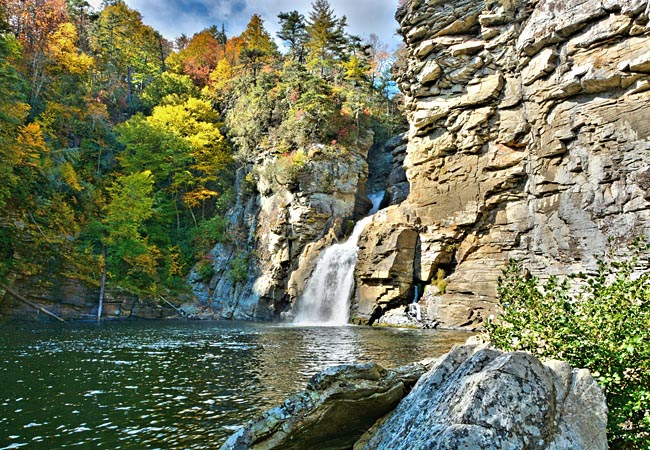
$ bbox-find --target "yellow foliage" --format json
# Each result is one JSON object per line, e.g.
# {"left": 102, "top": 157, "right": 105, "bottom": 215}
{"left": 48, "top": 22, "right": 93, "bottom": 75}
{"left": 16, "top": 122, "right": 47, "bottom": 167}
{"left": 183, "top": 189, "right": 219, "bottom": 208}
{"left": 61, "top": 161, "right": 84, "bottom": 191}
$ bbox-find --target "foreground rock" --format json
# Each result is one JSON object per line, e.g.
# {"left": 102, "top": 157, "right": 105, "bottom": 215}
{"left": 361, "top": 345, "right": 608, "bottom": 450}
{"left": 220, "top": 360, "right": 431, "bottom": 450}
{"left": 353, "top": 0, "right": 650, "bottom": 328}
{"left": 222, "top": 345, "right": 608, "bottom": 450}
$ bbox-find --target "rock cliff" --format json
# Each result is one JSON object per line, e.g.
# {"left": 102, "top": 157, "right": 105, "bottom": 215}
{"left": 189, "top": 135, "right": 374, "bottom": 320}
{"left": 353, "top": 0, "right": 650, "bottom": 328}
{"left": 221, "top": 344, "right": 608, "bottom": 450}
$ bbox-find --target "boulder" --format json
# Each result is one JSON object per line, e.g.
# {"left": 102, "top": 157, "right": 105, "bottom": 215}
{"left": 220, "top": 360, "right": 431, "bottom": 450}
{"left": 361, "top": 345, "right": 608, "bottom": 449}
{"left": 221, "top": 345, "right": 608, "bottom": 450}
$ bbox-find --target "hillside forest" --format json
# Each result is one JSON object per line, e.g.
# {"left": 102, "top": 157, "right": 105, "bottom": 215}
{"left": 0, "top": 0, "right": 404, "bottom": 299}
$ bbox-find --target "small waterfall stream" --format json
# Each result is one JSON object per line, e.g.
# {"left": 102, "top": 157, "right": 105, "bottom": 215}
{"left": 293, "top": 192, "right": 384, "bottom": 325}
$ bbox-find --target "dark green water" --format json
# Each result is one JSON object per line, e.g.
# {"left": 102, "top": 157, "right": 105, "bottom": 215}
{"left": 0, "top": 321, "right": 470, "bottom": 449}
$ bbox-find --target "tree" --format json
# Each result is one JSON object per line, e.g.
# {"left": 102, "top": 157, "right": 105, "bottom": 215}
{"left": 167, "top": 29, "right": 223, "bottom": 86}
{"left": 240, "top": 14, "right": 278, "bottom": 81}
{"left": 486, "top": 251, "right": 650, "bottom": 449}
{"left": 90, "top": 1, "right": 165, "bottom": 114}
{"left": 277, "top": 11, "right": 308, "bottom": 63}
{"left": 4, "top": 0, "right": 68, "bottom": 109}
{"left": 305, "top": 0, "right": 348, "bottom": 78}
{"left": 102, "top": 170, "right": 160, "bottom": 292}
{"left": 117, "top": 97, "right": 231, "bottom": 226}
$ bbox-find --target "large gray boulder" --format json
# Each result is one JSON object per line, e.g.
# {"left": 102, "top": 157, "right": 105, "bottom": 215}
{"left": 361, "top": 345, "right": 608, "bottom": 450}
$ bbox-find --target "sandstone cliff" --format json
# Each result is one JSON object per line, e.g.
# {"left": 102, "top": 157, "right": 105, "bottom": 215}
{"left": 353, "top": 0, "right": 650, "bottom": 328}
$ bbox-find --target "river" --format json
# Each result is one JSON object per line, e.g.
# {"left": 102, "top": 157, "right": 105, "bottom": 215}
{"left": 0, "top": 321, "right": 470, "bottom": 449}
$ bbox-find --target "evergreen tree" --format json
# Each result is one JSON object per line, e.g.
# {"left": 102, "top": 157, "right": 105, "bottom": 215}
{"left": 305, "top": 0, "right": 347, "bottom": 78}
{"left": 277, "top": 11, "right": 308, "bottom": 63}
{"left": 240, "top": 14, "right": 278, "bottom": 81}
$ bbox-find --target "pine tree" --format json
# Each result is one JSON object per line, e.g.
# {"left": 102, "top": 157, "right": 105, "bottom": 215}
{"left": 277, "top": 11, "right": 308, "bottom": 63}
{"left": 305, "top": 0, "right": 346, "bottom": 78}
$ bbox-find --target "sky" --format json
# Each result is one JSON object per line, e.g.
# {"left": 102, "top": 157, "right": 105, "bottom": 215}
{"left": 86, "top": 0, "right": 403, "bottom": 51}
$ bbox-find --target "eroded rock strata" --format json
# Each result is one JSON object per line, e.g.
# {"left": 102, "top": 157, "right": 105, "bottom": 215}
{"left": 353, "top": 0, "right": 650, "bottom": 328}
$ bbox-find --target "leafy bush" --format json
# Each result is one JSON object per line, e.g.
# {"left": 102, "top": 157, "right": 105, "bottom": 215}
{"left": 228, "top": 252, "right": 250, "bottom": 284}
{"left": 486, "top": 242, "right": 650, "bottom": 449}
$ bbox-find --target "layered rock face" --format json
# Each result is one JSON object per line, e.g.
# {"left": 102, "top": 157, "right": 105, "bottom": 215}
{"left": 0, "top": 277, "right": 180, "bottom": 321}
{"left": 354, "top": 0, "right": 650, "bottom": 328}
{"left": 221, "top": 344, "right": 608, "bottom": 450}
{"left": 190, "top": 137, "right": 372, "bottom": 320}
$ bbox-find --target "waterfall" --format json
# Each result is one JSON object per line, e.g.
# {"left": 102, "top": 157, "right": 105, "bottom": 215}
{"left": 293, "top": 192, "right": 384, "bottom": 325}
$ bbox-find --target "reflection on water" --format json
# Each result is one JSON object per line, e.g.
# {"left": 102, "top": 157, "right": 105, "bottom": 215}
{"left": 0, "top": 321, "right": 470, "bottom": 449}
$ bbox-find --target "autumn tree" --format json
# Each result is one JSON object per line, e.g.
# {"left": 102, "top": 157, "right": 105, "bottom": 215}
{"left": 166, "top": 28, "right": 223, "bottom": 86}
{"left": 117, "top": 97, "right": 231, "bottom": 227}
{"left": 239, "top": 14, "right": 278, "bottom": 81}
{"left": 4, "top": 0, "right": 68, "bottom": 109}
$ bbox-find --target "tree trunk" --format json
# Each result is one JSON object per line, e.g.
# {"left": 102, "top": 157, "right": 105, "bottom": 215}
{"left": 98, "top": 248, "right": 106, "bottom": 323}
{"left": 0, "top": 281, "right": 65, "bottom": 323}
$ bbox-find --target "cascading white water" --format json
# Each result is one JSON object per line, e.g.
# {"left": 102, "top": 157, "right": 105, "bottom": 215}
{"left": 293, "top": 192, "right": 384, "bottom": 325}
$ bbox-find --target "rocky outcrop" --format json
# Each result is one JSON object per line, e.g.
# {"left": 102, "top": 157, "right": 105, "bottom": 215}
{"left": 190, "top": 135, "right": 373, "bottom": 320}
{"left": 353, "top": 0, "right": 650, "bottom": 328}
{"left": 220, "top": 359, "right": 431, "bottom": 450}
{"left": 0, "top": 275, "right": 183, "bottom": 321}
{"left": 221, "top": 344, "right": 608, "bottom": 450}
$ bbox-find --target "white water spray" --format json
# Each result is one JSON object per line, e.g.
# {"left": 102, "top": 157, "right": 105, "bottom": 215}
{"left": 293, "top": 192, "right": 384, "bottom": 325}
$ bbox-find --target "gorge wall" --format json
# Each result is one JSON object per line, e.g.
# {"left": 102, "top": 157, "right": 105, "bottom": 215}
{"left": 352, "top": 0, "right": 650, "bottom": 327}
{"left": 188, "top": 135, "right": 376, "bottom": 320}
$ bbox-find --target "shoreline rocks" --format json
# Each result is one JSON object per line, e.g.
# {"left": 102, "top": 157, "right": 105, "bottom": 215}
{"left": 220, "top": 344, "right": 608, "bottom": 450}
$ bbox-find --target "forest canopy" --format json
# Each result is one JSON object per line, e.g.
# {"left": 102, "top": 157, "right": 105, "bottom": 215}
{"left": 0, "top": 0, "right": 403, "bottom": 298}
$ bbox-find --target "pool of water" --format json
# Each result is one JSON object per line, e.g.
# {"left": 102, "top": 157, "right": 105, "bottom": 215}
{"left": 0, "top": 320, "right": 471, "bottom": 449}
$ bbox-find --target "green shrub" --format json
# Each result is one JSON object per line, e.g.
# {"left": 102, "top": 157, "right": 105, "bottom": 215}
{"left": 486, "top": 242, "right": 650, "bottom": 449}
{"left": 228, "top": 252, "right": 250, "bottom": 284}
{"left": 196, "top": 255, "right": 215, "bottom": 281}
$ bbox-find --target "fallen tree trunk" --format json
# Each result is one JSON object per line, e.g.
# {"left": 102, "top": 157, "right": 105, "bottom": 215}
{"left": 0, "top": 281, "right": 66, "bottom": 323}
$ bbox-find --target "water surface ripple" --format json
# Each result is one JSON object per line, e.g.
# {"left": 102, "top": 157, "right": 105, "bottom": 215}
{"left": 0, "top": 321, "right": 470, "bottom": 449}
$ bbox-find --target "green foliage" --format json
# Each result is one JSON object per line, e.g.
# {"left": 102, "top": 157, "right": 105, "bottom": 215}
{"left": 195, "top": 254, "right": 215, "bottom": 281}
{"left": 192, "top": 215, "right": 230, "bottom": 250}
{"left": 141, "top": 72, "right": 199, "bottom": 110}
{"left": 277, "top": 11, "right": 308, "bottom": 62}
{"left": 228, "top": 251, "right": 250, "bottom": 284}
{"left": 261, "top": 149, "right": 308, "bottom": 188}
{"left": 486, "top": 244, "right": 650, "bottom": 449}
{"left": 434, "top": 268, "right": 446, "bottom": 294}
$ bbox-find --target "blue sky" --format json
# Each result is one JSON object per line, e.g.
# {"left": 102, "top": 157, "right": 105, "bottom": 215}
{"left": 87, "top": 0, "right": 402, "bottom": 51}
